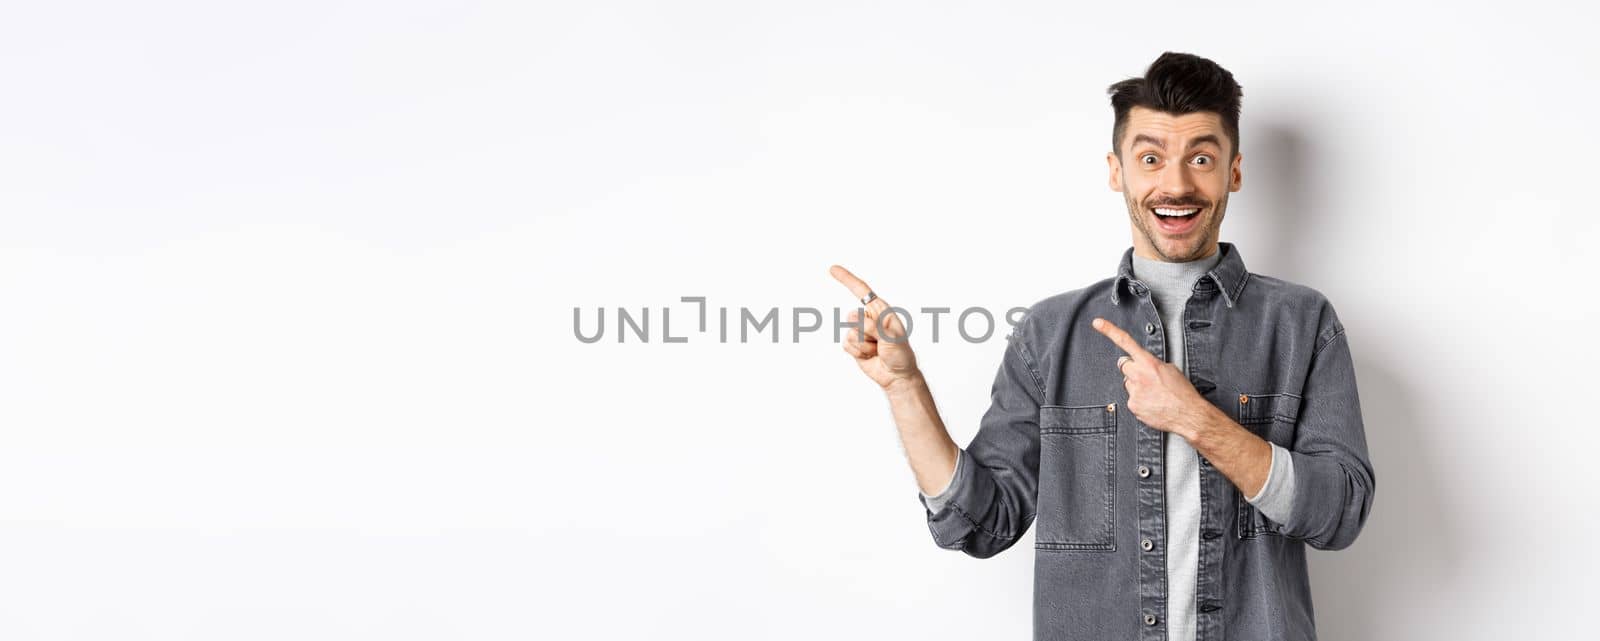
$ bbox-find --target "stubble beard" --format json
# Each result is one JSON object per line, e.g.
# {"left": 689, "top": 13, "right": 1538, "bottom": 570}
{"left": 1123, "top": 189, "right": 1228, "bottom": 263}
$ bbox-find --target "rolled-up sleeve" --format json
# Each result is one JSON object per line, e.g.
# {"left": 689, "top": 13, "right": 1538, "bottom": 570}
{"left": 918, "top": 324, "right": 1044, "bottom": 559}
{"left": 919, "top": 448, "right": 964, "bottom": 514}
{"left": 1279, "top": 316, "right": 1377, "bottom": 551}
{"left": 1246, "top": 442, "right": 1297, "bottom": 524}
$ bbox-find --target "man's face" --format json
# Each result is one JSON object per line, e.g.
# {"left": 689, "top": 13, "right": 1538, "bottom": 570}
{"left": 1106, "top": 106, "right": 1242, "bottom": 262}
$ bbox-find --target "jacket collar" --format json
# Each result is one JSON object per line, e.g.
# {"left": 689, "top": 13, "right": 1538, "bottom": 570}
{"left": 1110, "top": 241, "right": 1250, "bottom": 308}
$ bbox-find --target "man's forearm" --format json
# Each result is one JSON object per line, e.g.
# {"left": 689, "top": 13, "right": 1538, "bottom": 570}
{"left": 884, "top": 372, "right": 961, "bottom": 497}
{"left": 1179, "top": 403, "right": 1273, "bottom": 499}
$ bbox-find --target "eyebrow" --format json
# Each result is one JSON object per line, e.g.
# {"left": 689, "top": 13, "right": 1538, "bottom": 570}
{"left": 1188, "top": 134, "right": 1223, "bottom": 150}
{"left": 1129, "top": 133, "right": 1224, "bottom": 152}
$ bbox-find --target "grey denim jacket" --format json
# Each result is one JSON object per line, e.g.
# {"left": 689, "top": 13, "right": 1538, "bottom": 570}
{"left": 919, "top": 242, "right": 1375, "bottom": 641}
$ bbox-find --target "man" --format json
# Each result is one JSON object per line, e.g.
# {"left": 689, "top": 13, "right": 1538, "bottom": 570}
{"left": 829, "top": 52, "right": 1375, "bottom": 641}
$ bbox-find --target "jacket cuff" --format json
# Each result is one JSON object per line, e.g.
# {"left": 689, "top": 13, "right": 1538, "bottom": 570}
{"left": 1282, "top": 448, "right": 1370, "bottom": 550}
{"left": 918, "top": 444, "right": 1001, "bottom": 550}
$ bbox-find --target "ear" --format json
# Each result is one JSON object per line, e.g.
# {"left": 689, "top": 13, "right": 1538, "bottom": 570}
{"left": 1107, "top": 151, "right": 1123, "bottom": 191}
{"left": 1229, "top": 152, "right": 1243, "bottom": 192}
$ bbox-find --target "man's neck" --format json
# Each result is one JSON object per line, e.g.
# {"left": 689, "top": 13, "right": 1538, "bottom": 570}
{"left": 1131, "top": 244, "right": 1223, "bottom": 293}
{"left": 1132, "top": 241, "right": 1219, "bottom": 264}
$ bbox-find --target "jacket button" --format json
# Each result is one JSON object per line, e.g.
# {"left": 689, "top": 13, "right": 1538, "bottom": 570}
{"left": 1106, "top": 403, "right": 1116, "bottom": 413}
{"left": 1199, "top": 457, "right": 1211, "bottom": 467}
{"left": 1239, "top": 394, "right": 1249, "bottom": 404}
{"left": 1137, "top": 465, "right": 1151, "bottom": 478}
{"left": 1144, "top": 322, "right": 1156, "bottom": 334}
{"left": 1202, "top": 529, "right": 1222, "bottom": 540}
{"left": 1140, "top": 538, "right": 1154, "bottom": 551}
{"left": 1144, "top": 613, "right": 1158, "bottom": 626}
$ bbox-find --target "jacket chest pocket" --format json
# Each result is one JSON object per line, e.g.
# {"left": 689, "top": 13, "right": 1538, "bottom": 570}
{"left": 1235, "top": 392, "right": 1301, "bottom": 539}
{"left": 1035, "top": 403, "right": 1117, "bottom": 552}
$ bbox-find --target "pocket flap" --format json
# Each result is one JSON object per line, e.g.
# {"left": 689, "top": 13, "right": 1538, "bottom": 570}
{"left": 1040, "top": 403, "right": 1117, "bottom": 434}
{"left": 1237, "top": 392, "right": 1302, "bottom": 426}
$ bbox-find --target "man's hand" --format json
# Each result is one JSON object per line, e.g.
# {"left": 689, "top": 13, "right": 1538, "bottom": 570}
{"left": 829, "top": 265, "right": 920, "bottom": 392}
{"left": 828, "top": 265, "right": 958, "bottom": 499}
{"left": 1091, "top": 317, "right": 1213, "bottom": 440}
{"left": 1092, "top": 316, "right": 1275, "bottom": 499}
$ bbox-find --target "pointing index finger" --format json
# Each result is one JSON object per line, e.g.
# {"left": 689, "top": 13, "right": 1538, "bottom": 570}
{"left": 829, "top": 264, "right": 897, "bottom": 326}
{"left": 828, "top": 264, "right": 872, "bottom": 300}
{"left": 1092, "top": 317, "right": 1153, "bottom": 361}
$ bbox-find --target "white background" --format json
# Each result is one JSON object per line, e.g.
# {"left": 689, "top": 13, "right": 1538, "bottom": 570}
{"left": 1, "top": 1, "right": 1596, "bottom": 639}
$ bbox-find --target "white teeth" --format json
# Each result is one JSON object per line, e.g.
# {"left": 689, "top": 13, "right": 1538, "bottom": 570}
{"left": 1154, "top": 207, "right": 1200, "bottom": 217}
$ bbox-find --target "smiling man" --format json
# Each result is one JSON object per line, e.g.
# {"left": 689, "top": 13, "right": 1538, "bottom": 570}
{"left": 830, "top": 52, "right": 1375, "bottom": 641}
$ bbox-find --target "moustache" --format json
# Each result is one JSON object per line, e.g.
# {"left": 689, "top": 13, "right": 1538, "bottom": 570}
{"left": 1145, "top": 199, "right": 1210, "bottom": 209}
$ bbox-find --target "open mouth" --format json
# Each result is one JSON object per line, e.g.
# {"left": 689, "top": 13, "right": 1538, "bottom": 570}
{"left": 1151, "top": 207, "right": 1202, "bottom": 235}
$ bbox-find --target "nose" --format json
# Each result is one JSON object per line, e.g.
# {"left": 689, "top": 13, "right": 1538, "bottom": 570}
{"left": 1157, "top": 159, "right": 1195, "bottom": 199}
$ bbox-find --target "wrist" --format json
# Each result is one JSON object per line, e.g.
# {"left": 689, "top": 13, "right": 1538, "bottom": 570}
{"left": 1180, "top": 402, "right": 1226, "bottom": 444}
{"left": 884, "top": 370, "right": 926, "bottom": 399}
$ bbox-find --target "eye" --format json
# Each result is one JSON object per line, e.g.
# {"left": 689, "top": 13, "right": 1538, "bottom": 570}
{"left": 1192, "top": 155, "right": 1212, "bottom": 166}
{"left": 1140, "top": 153, "right": 1158, "bottom": 165}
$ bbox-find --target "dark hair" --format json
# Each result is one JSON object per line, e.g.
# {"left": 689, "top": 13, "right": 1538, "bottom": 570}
{"left": 1107, "top": 52, "right": 1243, "bottom": 159}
